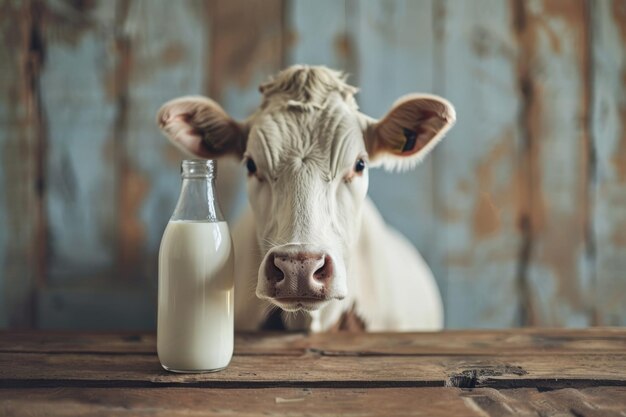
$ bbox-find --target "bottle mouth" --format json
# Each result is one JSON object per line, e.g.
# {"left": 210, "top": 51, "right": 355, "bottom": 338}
{"left": 181, "top": 159, "right": 216, "bottom": 179}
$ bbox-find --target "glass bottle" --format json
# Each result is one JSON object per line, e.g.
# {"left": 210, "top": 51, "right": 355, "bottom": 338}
{"left": 157, "top": 159, "right": 234, "bottom": 373}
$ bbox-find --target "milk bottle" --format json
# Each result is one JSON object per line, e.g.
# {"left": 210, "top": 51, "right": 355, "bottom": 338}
{"left": 158, "top": 159, "right": 234, "bottom": 372}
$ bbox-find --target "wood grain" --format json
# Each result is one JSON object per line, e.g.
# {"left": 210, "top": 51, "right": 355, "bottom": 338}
{"left": 591, "top": 0, "right": 626, "bottom": 326}
{"left": 41, "top": 0, "right": 119, "bottom": 284}
{"left": 2, "top": 351, "right": 625, "bottom": 388}
{"left": 2, "top": 328, "right": 625, "bottom": 355}
{"left": 3, "top": 386, "right": 625, "bottom": 417}
{"left": 1, "top": 331, "right": 625, "bottom": 389}
{"left": 517, "top": 0, "right": 594, "bottom": 326}
{"left": 435, "top": 0, "right": 524, "bottom": 327}
{"left": 2, "top": 331, "right": 625, "bottom": 415}
{"left": 0, "top": 0, "right": 44, "bottom": 328}
{"left": 460, "top": 386, "right": 626, "bottom": 417}
{"left": 0, "top": 387, "right": 483, "bottom": 417}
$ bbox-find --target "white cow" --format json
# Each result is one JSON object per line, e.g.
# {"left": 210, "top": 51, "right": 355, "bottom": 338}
{"left": 157, "top": 65, "right": 455, "bottom": 332}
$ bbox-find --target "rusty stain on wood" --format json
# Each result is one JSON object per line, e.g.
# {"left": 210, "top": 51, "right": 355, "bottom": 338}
{"left": 159, "top": 42, "right": 187, "bottom": 66}
{"left": 435, "top": 0, "right": 525, "bottom": 327}
{"left": 109, "top": 0, "right": 150, "bottom": 279}
{"left": 206, "top": 0, "right": 285, "bottom": 100}
{"left": 592, "top": 0, "right": 626, "bottom": 326}
{"left": 471, "top": 129, "right": 520, "bottom": 240}
{"left": 0, "top": 0, "right": 47, "bottom": 327}
{"left": 513, "top": 0, "right": 592, "bottom": 326}
{"left": 333, "top": 32, "right": 354, "bottom": 61}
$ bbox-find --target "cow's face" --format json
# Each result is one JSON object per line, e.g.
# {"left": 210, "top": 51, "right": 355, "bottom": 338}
{"left": 244, "top": 96, "right": 368, "bottom": 311}
{"left": 157, "top": 66, "right": 455, "bottom": 313}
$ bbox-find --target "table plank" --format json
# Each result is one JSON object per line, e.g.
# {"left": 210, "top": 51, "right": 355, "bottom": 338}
{"left": 0, "top": 332, "right": 307, "bottom": 355}
{"left": 1, "top": 351, "right": 624, "bottom": 389}
{"left": 460, "top": 387, "right": 626, "bottom": 417}
{"left": 2, "top": 328, "right": 625, "bottom": 356}
{"left": 0, "top": 387, "right": 482, "bottom": 417}
{"left": 2, "top": 387, "right": 626, "bottom": 417}
{"left": 302, "top": 328, "right": 626, "bottom": 356}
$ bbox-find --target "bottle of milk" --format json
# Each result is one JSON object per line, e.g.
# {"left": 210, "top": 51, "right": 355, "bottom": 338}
{"left": 157, "top": 159, "right": 234, "bottom": 373}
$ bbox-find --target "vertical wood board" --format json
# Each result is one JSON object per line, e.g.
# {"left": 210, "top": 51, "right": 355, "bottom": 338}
{"left": 521, "top": 0, "right": 593, "bottom": 326}
{"left": 41, "top": 0, "right": 118, "bottom": 281}
{"left": 435, "top": 0, "right": 523, "bottom": 327}
{"left": 591, "top": 0, "right": 626, "bottom": 325}
{"left": 0, "top": 0, "right": 44, "bottom": 327}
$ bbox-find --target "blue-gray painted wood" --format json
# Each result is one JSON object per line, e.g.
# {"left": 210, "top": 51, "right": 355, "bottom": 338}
{"left": 353, "top": 0, "right": 441, "bottom": 290}
{"left": 41, "top": 1, "right": 118, "bottom": 282}
{"left": 592, "top": 0, "right": 626, "bottom": 326}
{"left": 38, "top": 284, "right": 156, "bottom": 330}
{"left": 436, "top": 0, "right": 523, "bottom": 328}
{"left": 522, "top": 0, "right": 593, "bottom": 327}
{"left": 287, "top": 0, "right": 350, "bottom": 70}
{"left": 0, "top": 1, "right": 41, "bottom": 327}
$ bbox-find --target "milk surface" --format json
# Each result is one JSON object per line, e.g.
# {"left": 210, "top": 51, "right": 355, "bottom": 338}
{"left": 157, "top": 220, "right": 234, "bottom": 372}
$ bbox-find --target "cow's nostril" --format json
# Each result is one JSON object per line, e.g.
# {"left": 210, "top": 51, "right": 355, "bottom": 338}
{"left": 266, "top": 254, "right": 285, "bottom": 283}
{"left": 313, "top": 255, "right": 333, "bottom": 282}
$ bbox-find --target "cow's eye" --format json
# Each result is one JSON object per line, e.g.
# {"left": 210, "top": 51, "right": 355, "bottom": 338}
{"left": 354, "top": 158, "right": 366, "bottom": 173}
{"left": 246, "top": 158, "right": 257, "bottom": 175}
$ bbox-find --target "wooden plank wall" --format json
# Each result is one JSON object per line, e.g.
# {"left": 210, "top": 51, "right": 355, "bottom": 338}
{"left": 0, "top": 0, "right": 624, "bottom": 329}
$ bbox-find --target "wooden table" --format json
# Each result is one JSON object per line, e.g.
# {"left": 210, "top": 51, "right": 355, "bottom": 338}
{"left": 1, "top": 329, "right": 625, "bottom": 416}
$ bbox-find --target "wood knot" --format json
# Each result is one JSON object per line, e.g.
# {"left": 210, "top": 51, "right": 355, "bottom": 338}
{"left": 446, "top": 365, "right": 527, "bottom": 388}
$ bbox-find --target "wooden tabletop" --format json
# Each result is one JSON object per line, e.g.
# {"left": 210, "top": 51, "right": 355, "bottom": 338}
{"left": 1, "top": 328, "right": 626, "bottom": 416}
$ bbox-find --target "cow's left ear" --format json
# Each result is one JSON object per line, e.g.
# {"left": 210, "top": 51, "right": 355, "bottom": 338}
{"left": 363, "top": 94, "right": 455, "bottom": 170}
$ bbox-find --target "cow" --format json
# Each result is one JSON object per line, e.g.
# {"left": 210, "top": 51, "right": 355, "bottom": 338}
{"left": 157, "top": 65, "right": 455, "bottom": 332}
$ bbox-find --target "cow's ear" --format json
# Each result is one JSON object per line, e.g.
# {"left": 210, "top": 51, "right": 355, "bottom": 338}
{"left": 157, "top": 96, "right": 247, "bottom": 159}
{"left": 364, "top": 94, "right": 455, "bottom": 170}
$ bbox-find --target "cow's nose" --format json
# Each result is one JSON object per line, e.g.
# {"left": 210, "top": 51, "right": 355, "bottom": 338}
{"left": 265, "top": 250, "right": 334, "bottom": 299}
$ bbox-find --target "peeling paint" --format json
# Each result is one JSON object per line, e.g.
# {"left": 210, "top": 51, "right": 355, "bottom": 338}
{"left": 118, "top": 166, "right": 149, "bottom": 272}
{"left": 472, "top": 130, "right": 518, "bottom": 240}
{"left": 515, "top": 0, "right": 592, "bottom": 325}
{"left": 207, "top": 0, "right": 284, "bottom": 99}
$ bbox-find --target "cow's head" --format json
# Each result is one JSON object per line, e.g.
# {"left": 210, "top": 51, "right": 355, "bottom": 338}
{"left": 157, "top": 66, "right": 455, "bottom": 313}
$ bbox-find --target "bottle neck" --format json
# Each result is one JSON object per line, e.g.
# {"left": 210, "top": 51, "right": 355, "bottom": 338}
{"left": 171, "top": 168, "right": 224, "bottom": 223}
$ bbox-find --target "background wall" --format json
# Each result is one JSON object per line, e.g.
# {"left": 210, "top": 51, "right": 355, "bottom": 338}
{"left": 1, "top": 0, "right": 624, "bottom": 330}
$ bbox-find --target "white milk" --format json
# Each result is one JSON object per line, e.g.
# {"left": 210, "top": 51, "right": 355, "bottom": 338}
{"left": 157, "top": 220, "right": 234, "bottom": 372}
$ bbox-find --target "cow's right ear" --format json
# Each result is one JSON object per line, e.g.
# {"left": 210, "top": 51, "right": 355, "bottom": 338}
{"left": 157, "top": 96, "right": 247, "bottom": 159}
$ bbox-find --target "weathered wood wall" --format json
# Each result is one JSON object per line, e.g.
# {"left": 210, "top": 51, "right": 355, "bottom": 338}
{"left": 0, "top": 0, "right": 624, "bottom": 329}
